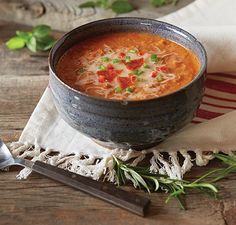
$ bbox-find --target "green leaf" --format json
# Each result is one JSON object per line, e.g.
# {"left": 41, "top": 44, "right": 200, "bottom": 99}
{"left": 113, "top": 58, "right": 120, "bottom": 64}
{"left": 157, "top": 73, "right": 163, "bottom": 82}
{"left": 111, "top": 154, "right": 234, "bottom": 210}
{"left": 151, "top": 0, "right": 166, "bottom": 7}
{"left": 129, "top": 170, "right": 150, "bottom": 193}
{"left": 37, "top": 35, "right": 56, "bottom": 51}
{"left": 143, "top": 63, "right": 150, "bottom": 69}
{"left": 16, "top": 31, "right": 32, "bottom": 42}
{"left": 6, "top": 36, "right": 25, "bottom": 50}
{"left": 79, "top": 1, "right": 96, "bottom": 8}
{"left": 101, "top": 56, "right": 110, "bottom": 62}
{"left": 214, "top": 153, "right": 236, "bottom": 166}
{"left": 32, "top": 25, "right": 51, "bottom": 38}
{"left": 150, "top": 53, "right": 158, "bottom": 62}
{"left": 187, "top": 183, "right": 218, "bottom": 193}
{"left": 96, "top": 0, "right": 110, "bottom": 8}
{"left": 26, "top": 36, "right": 37, "bottom": 52}
{"left": 125, "top": 55, "right": 131, "bottom": 62}
{"left": 114, "top": 87, "right": 122, "bottom": 93}
{"left": 126, "top": 87, "right": 133, "bottom": 93}
{"left": 150, "top": 177, "right": 160, "bottom": 191}
{"left": 111, "top": 0, "right": 134, "bottom": 14}
{"left": 133, "top": 69, "right": 144, "bottom": 76}
{"left": 98, "top": 64, "right": 106, "bottom": 70}
{"left": 151, "top": 0, "right": 178, "bottom": 7}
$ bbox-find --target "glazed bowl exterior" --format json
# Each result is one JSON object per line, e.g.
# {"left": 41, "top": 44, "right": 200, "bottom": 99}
{"left": 49, "top": 18, "right": 207, "bottom": 150}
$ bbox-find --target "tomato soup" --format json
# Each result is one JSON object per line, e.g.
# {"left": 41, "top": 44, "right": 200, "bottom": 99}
{"left": 56, "top": 32, "right": 200, "bottom": 100}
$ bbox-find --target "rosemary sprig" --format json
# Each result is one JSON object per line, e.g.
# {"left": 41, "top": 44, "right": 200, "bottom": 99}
{"left": 212, "top": 153, "right": 236, "bottom": 182}
{"left": 113, "top": 156, "right": 218, "bottom": 209}
{"left": 113, "top": 153, "right": 236, "bottom": 209}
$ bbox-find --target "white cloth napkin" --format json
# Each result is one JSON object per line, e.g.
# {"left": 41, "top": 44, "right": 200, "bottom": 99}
{"left": 11, "top": 0, "right": 236, "bottom": 180}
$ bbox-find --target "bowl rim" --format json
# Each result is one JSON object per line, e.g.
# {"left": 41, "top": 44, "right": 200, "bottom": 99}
{"left": 49, "top": 17, "right": 207, "bottom": 103}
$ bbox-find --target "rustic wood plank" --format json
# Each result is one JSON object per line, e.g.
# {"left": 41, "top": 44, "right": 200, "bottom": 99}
{"left": 0, "top": 21, "right": 61, "bottom": 142}
{"left": 0, "top": 20, "right": 236, "bottom": 225}
{"left": 0, "top": 165, "right": 232, "bottom": 225}
{"left": 0, "top": 0, "right": 194, "bottom": 31}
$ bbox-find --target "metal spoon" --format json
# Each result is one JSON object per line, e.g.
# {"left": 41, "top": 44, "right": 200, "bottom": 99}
{"left": 0, "top": 139, "right": 150, "bottom": 216}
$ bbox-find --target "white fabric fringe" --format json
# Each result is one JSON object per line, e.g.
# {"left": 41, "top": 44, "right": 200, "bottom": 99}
{"left": 9, "top": 141, "right": 219, "bottom": 181}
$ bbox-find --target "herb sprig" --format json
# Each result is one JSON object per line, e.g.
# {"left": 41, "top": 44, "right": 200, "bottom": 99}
{"left": 151, "top": 0, "right": 179, "bottom": 7}
{"left": 6, "top": 25, "right": 56, "bottom": 53}
{"left": 79, "top": 0, "right": 133, "bottom": 14}
{"left": 79, "top": 0, "right": 178, "bottom": 14}
{"left": 113, "top": 153, "right": 236, "bottom": 209}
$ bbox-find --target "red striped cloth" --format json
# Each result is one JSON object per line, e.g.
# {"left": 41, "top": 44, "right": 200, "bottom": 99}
{"left": 192, "top": 73, "right": 236, "bottom": 124}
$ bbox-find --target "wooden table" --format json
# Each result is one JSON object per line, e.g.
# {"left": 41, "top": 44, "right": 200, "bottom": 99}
{"left": 0, "top": 4, "right": 236, "bottom": 225}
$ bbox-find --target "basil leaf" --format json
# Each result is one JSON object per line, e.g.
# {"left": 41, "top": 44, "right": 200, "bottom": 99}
{"left": 79, "top": 1, "right": 96, "bottom": 8}
{"left": 32, "top": 25, "right": 51, "bottom": 38}
{"left": 6, "top": 37, "right": 25, "bottom": 50}
{"left": 96, "top": 0, "right": 109, "bottom": 8}
{"left": 151, "top": 0, "right": 166, "bottom": 7}
{"left": 26, "top": 36, "right": 37, "bottom": 52}
{"left": 37, "top": 36, "right": 56, "bottom": 51}
{"left": 16, "top": 31, "right": 32, "bottom": 42}
{"left": 111, "top": 0, "right": 134, "bottom": 14}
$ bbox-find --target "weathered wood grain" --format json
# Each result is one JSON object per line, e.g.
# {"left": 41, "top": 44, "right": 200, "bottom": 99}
{"left": 0, "top": 20, "right": 236, "bottom": 225}
{"left": 0, "top": 164, "right": 234, "bottom": 225}
{"left": 0, "top": 21, "right": 61, "bottom": 142}
{"left": 0, "top": 0, "right": 193, "bottom": 31}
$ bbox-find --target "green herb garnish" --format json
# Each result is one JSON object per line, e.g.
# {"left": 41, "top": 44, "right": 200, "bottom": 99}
{"left": 133, "top": 69, "right": 144, "bottom": 76}
{"left": 6, "top": 37, "right": 25, "bottom": 50}
{"left": 98, "top": 64, "right": 106, "bottom": 70}
{"left": 114, "top": 87, "right": 123, "bottom": 93}
{"left": 113, "top": 153, "right": 236, "bottom": 209}
{"left": 150, "top": 54, "right": 158, "bottom": 63}
{"left": 113, "top": 58, "right": 121, "bottom": 64}
{"left": 79, "top": 0, "right": 133, "bottom": 14}
{"left": 157, "top": 73, "right": 163, "bottom": 82}
{"left": 143, "top": 63, "right": 150, "bottom": 69}
{"left": 32, "top": 25, "right": 51, "bottom": 39}
{"left": 113, "top": 156, "right": 218, "bottom": 210}
{"left": 126, "top": 87, "right": 133, "bottom": 93}
{"left": 151, "top": 0, "right": 178, "bottom": 7}
{"left": 125, "top": 56, "right": 131, "bottom": 62}
{"left": 6, "top": 25, "right": 56, "bottom": 52}
{"left": 111, "top": 0, "right": 134, "bottom": 14}
{"left": 78, "top": 68, "right": 86, "bottom": 74}
{"left": 79, "top": 0, "right": 177, "bottom": 14}
{"left": 101, "top": 56, "right": 110, "bottom": 62}
{"left": 129, "top": 48, "right": 138, "bottom": 54}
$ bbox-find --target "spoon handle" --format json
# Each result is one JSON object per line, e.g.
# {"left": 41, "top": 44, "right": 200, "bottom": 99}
{"left": 32, "top": 160, "right": 150, "bottom": 216}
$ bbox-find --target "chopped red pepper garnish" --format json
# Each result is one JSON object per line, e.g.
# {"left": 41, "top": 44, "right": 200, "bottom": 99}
{"left": 97, "top": 65, "right": 122, "bottom": 83}
{"left": 107, "top": 63, "right": 114, "bottom": 70}
{"left": 129, "top": 74, "right": 137, "bottom": 83}
{"left": 138, "top": 51, "right": 145, "bottom": 56}
{"left": 119, "top": 52, "right": 126, "bottom": 59}
{"left": 98, "top": 75, "right": 106, "bottom": 83}
{"left": 124, "top": 58, "right": 144, "bottom": 70}
{"left": 117, "top": 77, "right": 131, "bottom": 89}
{"left": 151, "top": 71, "right": 157, "bottom": 78}
{"left": 157, "top": 65, "right": 169, "bottom": 73}
{"left": 117, "top": 74, "right": 136, "bottom": 89}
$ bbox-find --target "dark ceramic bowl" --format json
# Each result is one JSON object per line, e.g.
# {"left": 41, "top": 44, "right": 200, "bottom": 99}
{"left": 49, "top": 17, "right": 207, "bottom": 150}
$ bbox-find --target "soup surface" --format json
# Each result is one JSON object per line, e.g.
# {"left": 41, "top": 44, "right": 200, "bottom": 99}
{"left": 56, "top": 32, "right": 200, "bottom": 100}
